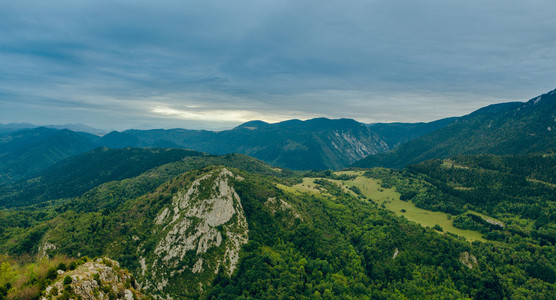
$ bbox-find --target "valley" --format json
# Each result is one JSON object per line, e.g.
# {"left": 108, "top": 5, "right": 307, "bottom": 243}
{"left": 0, "top": 90, "right": 554, "bottom": 299}
{"left": 3, "top": 2, "right": 555, "bottom": 298}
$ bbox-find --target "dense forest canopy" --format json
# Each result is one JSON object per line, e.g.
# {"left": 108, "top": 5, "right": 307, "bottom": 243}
{"left": 0, "top": 151, "right": 554, "bottom": 299}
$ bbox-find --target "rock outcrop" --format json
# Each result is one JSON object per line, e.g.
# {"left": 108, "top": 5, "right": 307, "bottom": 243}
{"left": 41, "top": 258, "right": 144, "bottom": 300}
{"left": 139, "top": 167, "right": 249, "bottom": 298}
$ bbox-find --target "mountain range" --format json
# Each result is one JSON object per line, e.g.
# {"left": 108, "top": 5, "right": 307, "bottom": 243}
{"left": 355, "top": 89, "right": 556, "bottom": 168}
{"left": 0, "top": 117, "right": 454, "bottom": 184}
{"left": 1, "top": 150, "right": 554, "bottom": 298}
{"left": 2, "top": 90, "right": 554, "bottom": 180}
{"left": 0, "top": 89, "right": 555, "bottom": 299}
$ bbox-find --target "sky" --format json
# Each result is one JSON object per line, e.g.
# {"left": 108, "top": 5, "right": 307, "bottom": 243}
{"left": 1, "top": 0, "right": 555, "bottom": 131}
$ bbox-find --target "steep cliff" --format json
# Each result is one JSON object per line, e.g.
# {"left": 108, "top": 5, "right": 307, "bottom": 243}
{"left": 138, "top": 168, "right": 248, "bottom": 298}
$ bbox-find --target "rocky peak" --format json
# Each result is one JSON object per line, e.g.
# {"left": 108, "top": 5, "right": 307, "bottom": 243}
{"left": 140, "top": 167, "right": 249, "bottom": 298}
{"left": 41, "top": 257, "right": 144, "bottom": 300}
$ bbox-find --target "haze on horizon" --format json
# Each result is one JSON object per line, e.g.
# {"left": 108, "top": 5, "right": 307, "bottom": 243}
{"left": 1, "top": 0, "right": 555, "bottom": 131}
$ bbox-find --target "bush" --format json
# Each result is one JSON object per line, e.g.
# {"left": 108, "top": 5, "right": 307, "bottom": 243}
{"left": 47, "top": 267, "right": 58, "bottom": 279}
{"left": 63, "top": 275, "right": 72, "bottom": 285}
{"left": 57, "top": 262, "right": 67, "bottom": 271}
{"left": 50, "top": 286, "right": 59, "bottom": 296}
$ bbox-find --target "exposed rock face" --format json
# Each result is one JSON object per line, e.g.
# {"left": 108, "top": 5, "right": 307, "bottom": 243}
{"left": 332, "top": 130, "right": 387, "bottom": 159}
{"left": 327, "top": 129, "right": 389, "bottom": 169}
{"left": 41, "top": 258, "right": 144, "bottom": 300}
{"left": 484, "top": 218, "right": 504, "bottom": 228}
{"left": 392, "top": 248, "right": 400, "bottom": 260}
{"left": 459, "top": 252, "right": 478, "bottom": 269}
{"left": 38, "top": 240, "right": 57, "bottom": 258}
{"left": 141, "top": 168, "right": 249, "bottom": 298}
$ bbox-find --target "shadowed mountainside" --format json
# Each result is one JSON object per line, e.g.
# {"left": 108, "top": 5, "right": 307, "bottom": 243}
{"left": 354, "top": 89, "right": 556, "bottom": 169}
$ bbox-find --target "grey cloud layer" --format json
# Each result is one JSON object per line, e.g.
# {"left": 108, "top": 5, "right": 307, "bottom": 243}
{"left": 1, "top": 0, "right": 555, "bottom": 129}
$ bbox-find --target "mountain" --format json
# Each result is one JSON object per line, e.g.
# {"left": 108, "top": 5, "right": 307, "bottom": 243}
{"left": 0, "top": 123, "right": 37, "bottom": 134}
{"left": 0, "top": 255, "right": 145, "bottom": 299}
{"left": 1, "top": 153, "right": 553, "bottom": 298}
{"left": 368, "top": 117, "right": 457, "bottom": 147}
{"left": 0, "top": 116, "right": 459, "bottom": 179}
{"left": 0, "top": 123, "right": 106, "bottom": 135}
{"left": 354, "top": 89, "right": 556, "bottom": 168}
{"left": 0, "top": 127, "right": 99, "bottom": 185}
{"left": 98, "top": 118, "right": 390, "bottom": 170}
{"left": 0, "top": 147, "right": 206, "bottom": 208}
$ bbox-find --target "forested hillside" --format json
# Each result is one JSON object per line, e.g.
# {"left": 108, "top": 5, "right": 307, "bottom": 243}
{"left": 355, "top": 90, "right": 556, "bottom": 168}
{"left": 0, "top": 152, "right": 553, "bottom": 298}
{"left": 0, "top": 147, "right": 206, "bottom": 208}
{"left": 0, "top": 128, "right": 99, "bottom": 185}
{"left": 368, "top": 117, "right": 456, "bottom": 147}
{"left": 99, "top": 118, "right": 391, "bottom": 170}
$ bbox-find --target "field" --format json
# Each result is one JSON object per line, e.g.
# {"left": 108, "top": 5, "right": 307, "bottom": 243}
{"left": 280, "top": 171, "right": 486, "bottom": 242}
{"left": 340, "top": 171, "right": 486, "bottom": 242}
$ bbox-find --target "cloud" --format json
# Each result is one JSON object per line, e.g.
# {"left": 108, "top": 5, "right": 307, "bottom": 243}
{"left": 150, "top": 105, "right": 305, "bottom": 124}
{"left": 1, "top": 0, "right": 555, "bottom": 129}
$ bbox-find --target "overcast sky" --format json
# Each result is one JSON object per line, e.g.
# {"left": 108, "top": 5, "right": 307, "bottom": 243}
{"left": 1, "top": 0, "right": 555, "bottom": 130}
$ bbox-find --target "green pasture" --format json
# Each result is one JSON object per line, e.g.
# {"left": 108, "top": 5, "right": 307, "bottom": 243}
{"left": 278, "top": 171, "right": 486, "bottom": 242}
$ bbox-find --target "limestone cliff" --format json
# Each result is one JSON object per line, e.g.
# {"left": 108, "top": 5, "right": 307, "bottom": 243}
{"left": 138, "top": 167, "right": 248, "bottom": 298}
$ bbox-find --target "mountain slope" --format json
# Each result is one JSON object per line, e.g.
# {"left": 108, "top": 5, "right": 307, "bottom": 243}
{"left": 0, "top": 147, "right": 206, "bottom": 208}
{"left": 354, "top": 89, "right": 556, "bottom": 168}
{"left": 99, "top": 118, "right": 390, "bottom": 170}
{"left": 368, "top": 117, "right": 457, "bottom": 147}
{"left": 0, "top": 155, "right": 554, "bottom": 298}
{"left": 0, "top": 128, "right": 99, "bottom": 185}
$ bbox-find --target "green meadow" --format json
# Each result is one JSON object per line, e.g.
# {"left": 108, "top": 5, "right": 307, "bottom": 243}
{"left": 280, "top": 171, "right": 486, "bottom": 242}
{"left": 339, "top": 171, "right": 485, "bottom": 242}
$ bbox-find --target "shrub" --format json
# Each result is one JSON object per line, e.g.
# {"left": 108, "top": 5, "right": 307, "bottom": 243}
{"left": 46, "top": 267, "right": 58, "bottom": 279}
{"left": 50, "top": 286, "right": 59, "bottom": 296}
{"left": 433, "top": 224, "right": 443, "bottom": 232}
{"left": 57, "top": 262, "right": 67, "bottom": 271}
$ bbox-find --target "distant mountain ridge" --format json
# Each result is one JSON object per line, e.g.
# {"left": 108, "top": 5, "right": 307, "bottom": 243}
{"left": 0, "top": 127, "right": 100, "bottom": 184}
{"left": 354, "top": 89, "right": 556, "bottom": 168}
{"left": 0, "top": 123, "right": 107, "bottom": 135}
{"left": 4, "top": 88, "right": 554, "bottom": 181}
{"left": 368, "top": 117, "right": 457, "bottom": 147}
{"left": 97, "top": 118, "right": 392, "bottom": 170}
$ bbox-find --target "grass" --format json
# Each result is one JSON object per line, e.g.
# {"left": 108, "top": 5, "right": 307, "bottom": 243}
{"left": 277, "top": 171, "right": 482, "bottom": 241}
{"left": 340, "top": 171, "right": 485, "bottom": 242}
{"left": 277, "top": 178, "right": 323, "bottom": 195}
{"left": 278, "top": 171, "right": 486, "bottom": 242}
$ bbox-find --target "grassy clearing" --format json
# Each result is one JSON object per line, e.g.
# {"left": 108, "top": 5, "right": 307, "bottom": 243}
{"left": 278, "top": 171, "right": 486, "bottom": 242}
{"left": 337, "top": 171, "right": 486, "bottom": 242}
{"left": 290, "top": 178, "right": 323, "bottom": 194}
{"left": 278, "top": 177, "right": 357, "bottom": 197}
{"left": 348, "top": 174, "right": 485, "bottom": 241}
